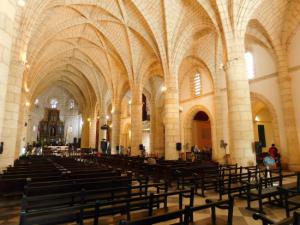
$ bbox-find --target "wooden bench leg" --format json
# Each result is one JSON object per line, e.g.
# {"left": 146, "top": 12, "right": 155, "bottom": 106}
{"left": 211, "top": 206, "right": 216, "bottom": 225}
{"left": 259, "top": 198, "right": 264, "bottom": 214}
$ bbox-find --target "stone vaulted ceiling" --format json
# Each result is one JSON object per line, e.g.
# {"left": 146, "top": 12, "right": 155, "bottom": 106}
{"left": 14, "top": 0, "right": 299, "bottom": 115}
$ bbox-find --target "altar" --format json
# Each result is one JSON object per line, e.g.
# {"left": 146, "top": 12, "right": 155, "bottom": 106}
{"left": 38, "top": 108, "right": 64, "bottom": 145}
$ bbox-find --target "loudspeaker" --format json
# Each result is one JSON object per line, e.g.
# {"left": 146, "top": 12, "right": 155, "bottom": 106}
{"left": 139, "top": 144, "right": 144, "bottom": 150}
{"left": 101, "top": 140, "right": 108, "bottom": 153}
{"left": 0, "top": 142, "right": 3, "bottom": 154}
{"left": 176, "top": 142, "right": 182, "bottom": 151}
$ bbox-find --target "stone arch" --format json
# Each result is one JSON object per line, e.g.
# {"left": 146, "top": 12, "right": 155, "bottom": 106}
{"left": 250, "top": 92, "right": 280, "bottom": 148}
{"left": 183, "top": 105, "right": 217, "bottom": 160}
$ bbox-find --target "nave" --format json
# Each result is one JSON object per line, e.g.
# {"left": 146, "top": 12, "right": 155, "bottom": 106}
{"left": 0, "top": 153, "right": 299, "bottom": 225}
{"left": 2, "top": 0, "right": 300, "bottom": 224}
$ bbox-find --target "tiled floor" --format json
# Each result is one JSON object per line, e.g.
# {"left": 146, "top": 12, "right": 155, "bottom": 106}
{"left": 0, "top": 175, "right": 296, "bottom": 225}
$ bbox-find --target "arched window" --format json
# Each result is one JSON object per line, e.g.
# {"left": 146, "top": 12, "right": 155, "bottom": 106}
{"left": 69, "top": 99, "right": 75, "bottom": 109}
{"left": 193, "top": 73, "right": 201, "bottom": 96}
{"left": 245, "top": 52, "right": 254, "bottom": 79}
{"left": 50, "top": 98, "right": 58, "bottom": 109}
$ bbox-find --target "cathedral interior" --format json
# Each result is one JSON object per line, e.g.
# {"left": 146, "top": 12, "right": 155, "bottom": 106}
{"left": 1, "top": 0, "right": 300, "bottom": 224}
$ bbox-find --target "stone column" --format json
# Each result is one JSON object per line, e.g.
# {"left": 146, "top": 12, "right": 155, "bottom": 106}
{"left": 111, "top": 103, "right": 121, "bottom": 154}
{"left": 276, "top": 45, "right": 300, "bottom": 170}
{"left": 150, "top": 98, "right": 156, "bottom": 155}
{"left": 98, "top": 112, "right": 107, "bottom": 139}
{"left": 0, "top": 1, "right": 17, "bottom": 169}
{"left": 156, "top": 107, "right": 165, "bottom": 157}
{"left": 15, "top": 91, "right": 29, "bottom": 158}
{"left": 164, "top": 77, "right": 180, "bottom": 160}
{"left": 1, "top": 61, "right": 25, "bottom": 169}
{"left": 80, "top": 117, "right": 90, "bottom": 148}
{"left": 214, "top": 64, "right": 228, "bottom": 163}
{"left": 0, "top": 1, "right": 17, "bottom": 140}
{"left": 225, "top": 40, "right": 255, "bottom": 166}
{"left": 130, "top": 88, "right": 142, "bottom": 156}
{"left": 89, "top": 117, "right": 96, "bottom": 148}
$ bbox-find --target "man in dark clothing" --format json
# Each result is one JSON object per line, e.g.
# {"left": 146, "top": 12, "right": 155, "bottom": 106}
{"left": 269, "top": 144, "right": 281, "bottom": 166}
{"left": 269, "top": 144, "right": 278, "bottom": 158}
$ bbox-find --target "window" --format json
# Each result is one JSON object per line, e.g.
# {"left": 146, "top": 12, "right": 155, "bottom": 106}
{"left": 245, "top": 52, "right": 254, "bottom": 79}
{"left": 50, "top": 98, "right": 58, "bottom": 109}
{"left": 194, "top": 73, "right": 201, "bottom": 96}
{"left": 69, "top": 99, "right": 75, "bottom": 109}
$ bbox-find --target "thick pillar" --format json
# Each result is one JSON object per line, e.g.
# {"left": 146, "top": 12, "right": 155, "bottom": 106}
{"left": 81, "top": 117, "right": 90, "bottom": 148}
{"left": 0, "top": 1, "right": 18, "bottom": 169}
{"left": 1, "top": 62, "right": 25, "bottom": 168}
{"left": 226, "top": 40, "right": 255, "bottom": 166}
{"left": 99, "top": 112, "right": 107, "bottom": 139}
{"left": 111, "top": 104, "right": 121, "bottom": 154}
{"left": 15, "top": 92, "right": 29, "bottom": 158}
{"left": 155, "top": 107, "right": 165, "bottom": 157}
{"left": 0, "top": 1, "right": 17, "bottom": 140}
{"left": 89, "top": 117, "right": 96, "bottom": 148}
{"left": 149, "top": 98, "right": 156, "bottom": 155}
{"left": 164, "top": 78, "right": 180, "bottom": 160}
{"left": 276, "top": 45, "right": 300, "bottom": 170}
{"left": 130, "top": 88, "right": 142, "bottom": 156}
{"left": 214, "top": 64, "right": 229, "bottom": 163}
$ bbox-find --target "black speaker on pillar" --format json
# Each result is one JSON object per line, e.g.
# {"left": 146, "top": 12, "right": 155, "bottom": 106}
{"left": 0, "top": 142, "right": 3, "bottom": 154}
{"left": 78, "top": 138, "right": 81, "bottom": 148}
{"left": 101, "top": 140, "right": 108, "bottom": 154}
{"left": 176, "top": 142, "right": 182, "bottom": 151}
{"left": 139, "top": 144, "right": 144, "bottom": 150}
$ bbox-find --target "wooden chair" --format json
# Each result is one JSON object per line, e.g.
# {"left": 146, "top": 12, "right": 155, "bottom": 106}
{"left": 246, "top": 167, "right": 283, "bottom": 214}
{"left": 253, "top": 211, "right": 300, "bottom": 225}
{"left": 280, "top": 172, "right": 300, "bottom": 217}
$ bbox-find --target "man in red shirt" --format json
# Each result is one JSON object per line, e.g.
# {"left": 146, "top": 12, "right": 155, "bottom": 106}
{"left": 269, "top": 144, "right": 278, "bottom": 159}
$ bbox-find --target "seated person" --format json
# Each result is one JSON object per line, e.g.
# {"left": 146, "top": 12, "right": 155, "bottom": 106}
{"left": 269, "top": 144, "right": 279, "bottom": 159}
{"left": 147, "top": 157, "right": 157, "bottom": 165}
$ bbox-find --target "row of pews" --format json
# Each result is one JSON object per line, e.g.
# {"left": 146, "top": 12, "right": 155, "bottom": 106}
{"left": 97, "top": 155, "right": 300, "bottom": 223}
{"left": 97, "top": 155, "right": 297, "bottom": 213}
{"left": 0, "top": 155, "right": 236, "bottom": 225}
{"left": 1, "top": 154, "right": 300, "bottom": 224}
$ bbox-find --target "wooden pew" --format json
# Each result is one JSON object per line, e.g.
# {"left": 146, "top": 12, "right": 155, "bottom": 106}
{"left": 21, "top": 182, "right": 166, "bottom": 212}
{"left": 119, "top": 196, "right": 234, "bottom": 225}
{"left": 20, "top": 187, "right": 193, "bottom": 225}
{"left": 119, "top": 208, "right": 189, "bottom": 225}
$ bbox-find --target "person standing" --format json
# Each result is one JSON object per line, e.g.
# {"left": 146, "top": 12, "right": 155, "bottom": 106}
{"left": 269, "top": 144, "right": 278, "bottom": 159}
